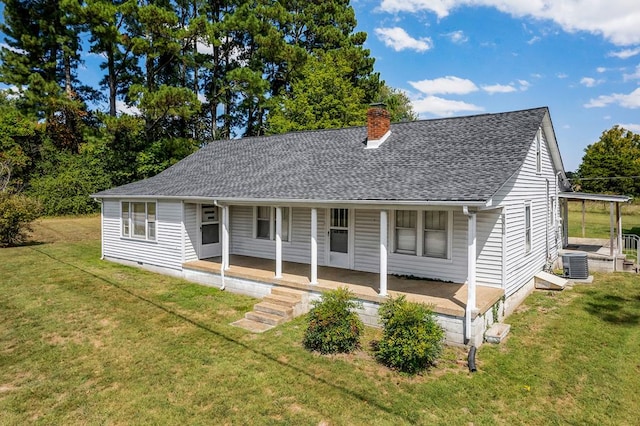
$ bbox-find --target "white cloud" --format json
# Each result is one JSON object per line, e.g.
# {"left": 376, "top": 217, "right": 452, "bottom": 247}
{"left": 518, "top": 79, "right": 530, "bottom": 90}
{"left": 623, "top": 64, "right": 640, "bottom": 80}
{"left": 196, "top": 41, "right": 214, "bottom": 55}
{"left": 411, "top": 95, "right": 483, "bottom": 117}
{"left": 527, "top": 36, "right": 541, "bottom": 45}
{"left": 557, "top": 72, "right": 569, "bottom": 79}
{"left": 378, "top": 0, "right": 640, "bottom": 45}
{"left": 580, "top": 77, "right": 604, "bottom": 87}
{"left": 409, "top": 76, "right": 478, "bottom": 95}
{"left": 596, "top": 67, "right": 607, "bottom": 73}
{"left": 584, "top": 87, "right": 640, "bottom": 108}
{"left": 608, "top": 47, "right": 640, "bottom": 59}
{"left": 1, "top": 85, "right": 22, "bottom": 100}
{"left": 481, "top": 83, "right": 517, "bottom": 94}
{"left": 446, "top": 30, "right": 468, "bottom": 44}
{"left": 375, "top": 27, "right": 433, "bottom": 52}
{"left": 618, "top": 123, "right": 640, "bottom": 132}
{"left": 116, "top": 100, "right": 141, "bottom": 116}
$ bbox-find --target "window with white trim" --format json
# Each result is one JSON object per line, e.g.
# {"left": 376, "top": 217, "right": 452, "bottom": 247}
{"left": 395, "top": 210, "right": 417, "bottom": 254}
{"left": 254, "top": 207, "right": 291, "bottom": 242}
{"left": 525, "top": 202, "right": 532, "bottom": 253}
{"left": 121, "top": 201, "right": 156, "bottom": 241}
{"left": 424, "top": 211, "right": 448, "bottom": 258}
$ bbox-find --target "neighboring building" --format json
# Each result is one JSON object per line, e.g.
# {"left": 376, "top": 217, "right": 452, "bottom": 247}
{"left": 93, "top": 106, "right": 570, "bottom": 346}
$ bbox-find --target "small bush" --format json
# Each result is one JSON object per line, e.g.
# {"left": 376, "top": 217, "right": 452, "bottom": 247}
{"left": 374, "top": 296, "right": 444, "bottom": 374}
{"left": 0, "top": 192, "right": 42, "bottom": 246}
{"left": 303, "top": 287, "right": 364, "bottom": 354}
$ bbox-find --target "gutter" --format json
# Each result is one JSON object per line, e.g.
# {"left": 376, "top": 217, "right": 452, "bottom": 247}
{"left": 90, "top": 194, "right": 489, "bottom": 208}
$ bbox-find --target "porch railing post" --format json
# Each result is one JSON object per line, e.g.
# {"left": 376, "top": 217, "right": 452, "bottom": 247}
{"left": 310, "top": 208, "right": 318, "bottom": 284}
{"left": 379, "top": 209, "right": 388, "bottom": 296}
{"left": 275, "top": 206, "right": 282, "bottom": 278}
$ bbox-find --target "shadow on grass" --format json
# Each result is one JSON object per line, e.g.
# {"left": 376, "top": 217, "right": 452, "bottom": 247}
{"left": 583, "top": 293, "right": 640, "bottom": 325}
{"left": 28, "top": 246, "right": 412, "bottom": 423}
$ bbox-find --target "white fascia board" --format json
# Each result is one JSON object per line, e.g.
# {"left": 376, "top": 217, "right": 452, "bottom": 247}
{"left": 92, "top": 194, "right": 489, "bottom": 208}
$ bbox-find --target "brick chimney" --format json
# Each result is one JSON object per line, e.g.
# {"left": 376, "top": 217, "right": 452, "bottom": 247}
{"left": 366, "top": 103, "right": 391, "bottom": 149}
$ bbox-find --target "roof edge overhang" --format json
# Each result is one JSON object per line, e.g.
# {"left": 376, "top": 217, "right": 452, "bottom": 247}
{"left": 91, "top": 194, "right": 490, "bottom": 208}
{"left": 542, "top": 110, "right": 570, "bottom": 190}
{"left": 558, "top": 191, "right": 631, "bottom": 203}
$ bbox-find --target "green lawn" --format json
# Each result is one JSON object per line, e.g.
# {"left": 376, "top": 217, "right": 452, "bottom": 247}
{"left": 1, "top": 217, "right": 640, "bottom": 424}
{"left": 568, "top": 201, "right": 640, "bottom": 238}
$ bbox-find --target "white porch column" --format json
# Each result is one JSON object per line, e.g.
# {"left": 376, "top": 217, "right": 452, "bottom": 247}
{"left": 222, "top": 205, "right": 230, "bottom": 270}
{"left": 616, "top": 202, "right": 623, "bottom": 256}
{"left": 310, "top": 208, "right": 318, "bottom": 284}
{"left": 610, "top": 202, "right": 615, "bottom": 258}
{"left": 379, "top": 209, "right": 388, "bottom": 297}
{"left": 275, "top": 206, "right": 283, "bottom": 278}
{"left": 465, "top": 210, "right": 477, "bottom": 342}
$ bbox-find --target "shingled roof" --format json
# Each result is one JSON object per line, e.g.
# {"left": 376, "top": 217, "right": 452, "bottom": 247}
{"left": 94, "top": 107, "right": 551, "bottom": 203}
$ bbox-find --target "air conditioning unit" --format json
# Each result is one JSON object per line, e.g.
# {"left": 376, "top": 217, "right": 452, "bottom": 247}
{"left": 562, "top": 253, "right": 589, "bottom": 279}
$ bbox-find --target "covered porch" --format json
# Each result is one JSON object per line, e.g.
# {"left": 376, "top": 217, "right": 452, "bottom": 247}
{"left": 183, "top": 255, "right": 504, "bottom": 318}
{"left": 558, "top": 192, "right": 632, "bottom": 272}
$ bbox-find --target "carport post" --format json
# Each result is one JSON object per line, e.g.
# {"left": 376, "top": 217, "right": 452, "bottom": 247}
{"left": 610, "top": 202, "right": 615, "bottom": 259}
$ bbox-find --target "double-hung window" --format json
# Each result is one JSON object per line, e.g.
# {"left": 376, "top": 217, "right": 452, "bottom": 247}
{"left": 255, "top": 207, "right": 290, "bottom": 242}
{"left": 395, "top": 211, "right": 417, "bottom": 254}
{"left": 122, "top": 201, "right": 156, "bottom": 241}
{"left": 424, "top": 211, "right": 448, "bottom": 258}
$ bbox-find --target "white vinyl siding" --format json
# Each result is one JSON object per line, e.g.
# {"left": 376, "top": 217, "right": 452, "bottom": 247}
{"left": 492, "top": 123, "right": 561, "bottom": 297}
{"left": 231, "top": 206, "right": 325, "bottom": 265}
{"left": 476, "top": 210, "right": 504, "bottom": 288}
{"left": 388, "top": 211, "right": 468, "bottom": 283}
{"left": 184, "top": 203, "right": 198, "bottom": 262}
{"left": 104, "top": 199, "right": 183, "bottom": 270}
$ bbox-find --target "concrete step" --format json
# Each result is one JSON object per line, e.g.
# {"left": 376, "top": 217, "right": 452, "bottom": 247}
{"left": 254, "top": 301, "right": 293, "bottom": 318}
{"left": 534, "top": 271, "right": 568, "bottom": 290}
{"left": 230, "top": 318, "right": 274, "bottom": 333}
{"left": 271, "top": 287, "right": 304, "bottom": 301}
{"left": 263, "top": 293, "right": 300, "bottom": 307}
{"left": 245, "top": 310, "right": 287, "bottom": 326}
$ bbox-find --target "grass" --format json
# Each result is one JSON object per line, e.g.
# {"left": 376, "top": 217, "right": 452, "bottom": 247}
{"left": 2, "top": 216, "right": 640, "bottom": 424}
{"left": 568, "top": 201, "right": 640, "bottom": 238}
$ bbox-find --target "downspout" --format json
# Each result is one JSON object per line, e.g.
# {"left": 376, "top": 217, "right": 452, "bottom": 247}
{"left": 462, "top": 206, "right": 477, "bottom": 344}
{"left": 100, "top": 199, "right": 104, "bottom": 260}
{"left": 213, "top": 201, "right": 226, "bottom": 291}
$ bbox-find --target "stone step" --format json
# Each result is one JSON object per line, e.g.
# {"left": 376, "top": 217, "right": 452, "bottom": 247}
{"left": 254, "top": 301, "right": 293, "bottom": 318}
{"left": 263, "top": 293, "right": 300, "bottom": 307}
{"left": 271, "top": 287, "right": 304, "bottom": 301}
{"left": 245, "top": 310, "right": 287, "bottom": 326}
{"left": 230, "top": 318, "right": 274, "bottom": 333}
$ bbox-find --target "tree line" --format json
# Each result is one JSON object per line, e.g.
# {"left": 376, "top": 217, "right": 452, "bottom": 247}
{"left": 0, "top": 0, "right": 416, "bottom": 220}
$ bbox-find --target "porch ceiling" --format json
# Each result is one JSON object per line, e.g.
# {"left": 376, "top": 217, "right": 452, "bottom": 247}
{"left": 184, "top": 255, "right": 504, "bottom": 318}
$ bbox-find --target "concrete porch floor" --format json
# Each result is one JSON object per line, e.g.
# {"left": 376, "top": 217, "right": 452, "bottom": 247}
{"left": 183, "top": 255, "right": 504, "bottom": 318}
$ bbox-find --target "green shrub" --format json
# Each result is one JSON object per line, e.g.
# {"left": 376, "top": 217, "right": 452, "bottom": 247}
{"left": 0, "top": 192, "right": 42, "bottom": 246}
{"left": 303, "top": 287, "right": 364, "bottom": 354}
{"left": 374, "top": 296, "right": 444, "bottom": 374}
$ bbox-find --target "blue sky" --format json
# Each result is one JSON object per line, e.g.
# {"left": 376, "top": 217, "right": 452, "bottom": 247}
{"left": 352, "top": 0, "right": 640, "bottom": 171}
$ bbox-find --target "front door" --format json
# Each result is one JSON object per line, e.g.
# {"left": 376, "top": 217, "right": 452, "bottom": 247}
{"left": 200, "top": 204, "right": 221, "bottom": 259}
{"left": 328, "top": 208, "right": 350, "bottom": 268}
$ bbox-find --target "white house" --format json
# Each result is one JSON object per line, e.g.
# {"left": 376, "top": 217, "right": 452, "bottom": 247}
{"left": 93, "top": 106, "right": 571, "bottom": 346}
